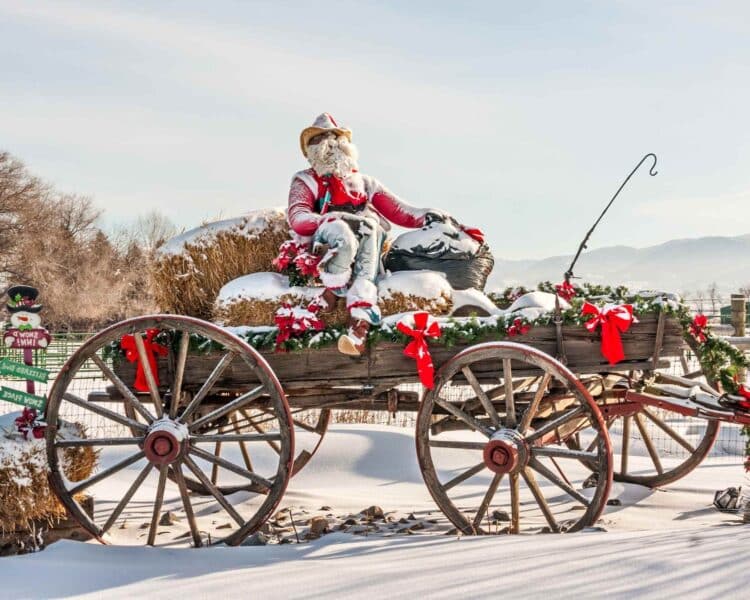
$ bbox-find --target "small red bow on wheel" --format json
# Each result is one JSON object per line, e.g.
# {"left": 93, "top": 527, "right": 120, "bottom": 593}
{"left": 582, "top": 302, "right": 637, "bottom": 365}
{"left": 397, "top": 312, "right": 441, "bottom": 389}
{"left": 120, "top": 329, "right": 169, "bottom": 392}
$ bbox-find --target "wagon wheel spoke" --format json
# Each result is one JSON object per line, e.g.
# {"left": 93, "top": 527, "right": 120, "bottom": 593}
{"left": 147, "top": 465, "right": 169, "bottom": 546}
{"left": 189, "top": 385, "right": 266, "bottom": 432}
{"left": 472, "top": 473, "right": 503, "bottom": 530}
{"left": 183, "top": 455, "right": 245, "bottom": 527}
{"left": 68, "top": 451, "right": 146, "bottom": 496}
{"left": 521, "top": 468, "right": 559, "bottom": 532}
{"left": 133, "top": 333, "right": 163, "bottom": 418}
{"left": 179, "top": 352, "right": 236, "bottom": 423}
{"left": 63, "top": 393, "right": 147, "bottom": 433}
{"left": 634, "top": 413, "right": 664, "bottom": 475}
{"left": 102, "top": 463, "right": 153, "bottom": 534}
{"left": 210, "top": 428, "right": 223, "bottom": 486}
{"left": 509, "top": 473, "right": 520, "bottom": 533}
{"left": 641, "top": 407, "right": 695, "bottom": 453}
{"left": 519, "top": 373, "right": 552, "bottom": 434}
{"left": 172, "top": 464, "right": 203, "bottom": 547}
{"left": 170, "top": 331, "right": 191, "bottom": 419}
{"left": 434, "top": 396, "right": 492, "bottom": 437}
{"left": 243, "top": 408, "right": 282, "bottom": 454}
{"left": 461, "top": 367, "right": 499, "bottom": 428}
{"left": 190, "top": 445, "right": 272, "bottom": 490}
{"left": 443, "top": 462, "right": 486, "bottom": 491}
{"left": 56, "top": 437, "right": 145, "bottom": 447}
{"left": 231, "top": 414, "right": 254, "bottom": 472}
{"left": 528, "top": 457, "right": 590, "bottom": 507}
{"left": 524, "top": 404, "right": 587, "bottom": 444}
{"left": 429, "top": 440, "right": 486, "bottom": 451}
{"left": 620, "top": 416, "right": 631, "bottom": 475}
{"left": 502, "top": 359, "right": 517, "bottom": 427}
{"left": 532, "top": 446, "right": 599, "bottom": 462}
{"left": 91, "top": 354, "right": 155, "bottom": 424}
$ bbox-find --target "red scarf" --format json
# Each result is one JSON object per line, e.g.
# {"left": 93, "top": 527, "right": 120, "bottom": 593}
{"left": 312, "top": 171, "right": 367, "bottom": 213}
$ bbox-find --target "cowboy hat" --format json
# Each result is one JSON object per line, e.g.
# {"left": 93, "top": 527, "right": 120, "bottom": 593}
{"left": 299, "top": 113, "right": 352, "bottom": 157}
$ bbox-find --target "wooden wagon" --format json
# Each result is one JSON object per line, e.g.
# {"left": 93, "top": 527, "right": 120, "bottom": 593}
{"left": 43, "top": 310, "right": 750, "bottom": 546}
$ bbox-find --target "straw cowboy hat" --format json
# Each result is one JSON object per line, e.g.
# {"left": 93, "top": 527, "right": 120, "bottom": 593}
{"left": 299, "top": 113, "right": 352, "bottom": 157}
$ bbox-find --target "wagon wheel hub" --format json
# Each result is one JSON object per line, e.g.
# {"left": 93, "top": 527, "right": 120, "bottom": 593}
{"left": 483, "top": 429, "right": 528, "bottom": 475}
{"left": 143, "top": 418, "right": 189, "bottom": 466}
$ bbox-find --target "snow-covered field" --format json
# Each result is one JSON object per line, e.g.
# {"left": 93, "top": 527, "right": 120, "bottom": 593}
{"left": 3, "top": 424, "right": 749, "bottom": 599}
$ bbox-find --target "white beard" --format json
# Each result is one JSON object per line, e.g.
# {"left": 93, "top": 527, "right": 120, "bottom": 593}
{"left": 307, "top": 136, "right": 359, "bottom": 177}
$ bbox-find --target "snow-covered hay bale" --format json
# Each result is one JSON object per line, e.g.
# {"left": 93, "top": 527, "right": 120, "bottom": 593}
{"left": 153, "top": 209, "right": 289, "bottom": 319}
{"left": 214, "top": 272, "right": 350, "bottom": 327}
{"left": 0, "top": 415, "right": 96, "bottom": 533}
{"left": 378, "top": 271, "right": 453, "bottom": 316}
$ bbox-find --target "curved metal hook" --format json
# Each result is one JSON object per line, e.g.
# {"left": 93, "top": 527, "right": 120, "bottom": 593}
{"left": 564, "top": 152, "right": 659, "bottom": 282}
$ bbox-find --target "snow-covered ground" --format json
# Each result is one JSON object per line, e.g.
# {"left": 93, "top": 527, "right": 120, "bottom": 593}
{"left": 2, "top": 424, "right": 748, "bottom": 598}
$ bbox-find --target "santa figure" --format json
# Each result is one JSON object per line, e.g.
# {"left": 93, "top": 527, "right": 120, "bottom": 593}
{"left": 288, "top": 113, "right": 475, "bottom": 356}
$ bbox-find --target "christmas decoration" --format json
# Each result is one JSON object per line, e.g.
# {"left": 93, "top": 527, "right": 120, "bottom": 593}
{"left": 120, "top": 329, "right": 169, "bottom": 392}
{"left": 689, "top": 313, "right": 708, "bottom": 343}
{"left": 507, "top": 317, "right": 531, "bottom": 337}
{"left": 555, "top": 280, "right": 577, "bottom": 302}
{"left": 274, "top": 303, "right": 325, "bottom": 350}
{"left": 14, "top": 407, "right": 46, "bottom": 440}
{"left": 396, "top": 312, "right": 441, "bottom": 388}
{"left": 582, "top": 302, "right": 637, "bottom": 365}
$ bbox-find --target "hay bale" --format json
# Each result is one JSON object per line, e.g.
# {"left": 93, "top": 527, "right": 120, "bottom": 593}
{"left": 152, "top": 208, "right": 289, "bottom": 319}
{"left": 378, "top": 270, "right": 453, "bottom": 316}
{"left": 0, "top": 416, "right": 96, "bottom": 533}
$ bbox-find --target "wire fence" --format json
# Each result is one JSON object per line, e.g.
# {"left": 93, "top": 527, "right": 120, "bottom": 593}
{"left": 0, "top": 330, "right": 746, "bottom": 462}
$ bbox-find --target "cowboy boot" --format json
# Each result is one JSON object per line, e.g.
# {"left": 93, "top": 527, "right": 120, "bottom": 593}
{"left": 337, "top": 318, "right": 370, "bottom": 356}
{"left": 309, "top": 288, "right": 339, "bottom": 314}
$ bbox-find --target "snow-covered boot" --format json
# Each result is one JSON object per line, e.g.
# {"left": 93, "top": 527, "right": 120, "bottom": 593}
{"left": 310, "top": 288, "right": 339, "bottom": 314}
{"left": 337, "top": 319, "right": 370, "bottom": 356}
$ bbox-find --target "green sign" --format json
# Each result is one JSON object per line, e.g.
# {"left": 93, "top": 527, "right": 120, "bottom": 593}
{"left": 0, "top": 386, "right": 46, "bottom": 410}
{"left": 0, "top": 359, "right": 49, "bottom": 383}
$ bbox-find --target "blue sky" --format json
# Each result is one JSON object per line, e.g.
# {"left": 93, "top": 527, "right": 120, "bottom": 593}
{"left": 1, "top": 0, "right": 748, "bottom": 258}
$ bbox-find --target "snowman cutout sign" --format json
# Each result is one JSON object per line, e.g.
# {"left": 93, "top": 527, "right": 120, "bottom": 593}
{"left": 4, "top": 285, "right": 51, "bottom": 349}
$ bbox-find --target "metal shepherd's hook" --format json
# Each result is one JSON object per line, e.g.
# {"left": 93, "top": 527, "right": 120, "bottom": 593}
{"left": 564, "top": 152, "right": 659, "bottom": 283}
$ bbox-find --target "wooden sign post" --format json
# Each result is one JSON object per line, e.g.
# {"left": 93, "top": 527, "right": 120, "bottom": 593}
{"left": 2, "top": 285, "right": 50, "bottom": 406}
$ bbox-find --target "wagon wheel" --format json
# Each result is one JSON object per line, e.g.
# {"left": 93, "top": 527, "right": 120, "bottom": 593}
{"left": 416, "top": 342, "right": 612, "bottom": 535}
{"left": 568, "top": 335, "right": 720, "bottom": 488}
{"left": 45, "top": 315, "right": 294, "bottom": 547}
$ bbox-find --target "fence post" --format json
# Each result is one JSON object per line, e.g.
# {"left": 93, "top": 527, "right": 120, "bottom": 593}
{"left": 730, "top": 294, "right": 747, "bottom": 385}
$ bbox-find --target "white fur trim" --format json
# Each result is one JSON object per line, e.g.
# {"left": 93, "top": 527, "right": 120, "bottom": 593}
{"left": 319, "top": 268, "right": 352, "bottom": 289}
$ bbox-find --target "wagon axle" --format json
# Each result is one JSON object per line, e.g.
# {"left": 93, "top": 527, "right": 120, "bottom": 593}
{"left": 483, "top": 429, "right": 529, "bottom": 475}
{"left": 143, "top": 418, "right": 189, "bottom": 466}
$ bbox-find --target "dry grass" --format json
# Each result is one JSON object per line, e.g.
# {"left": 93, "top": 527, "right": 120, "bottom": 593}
{"left": 152, "top": 212, "right": 289, "bottom": 319}
{"left": 379, "top": 291, "right": 453, "bottom": 317}
{"left": 217, "top": 290, "right": 452, "bottom": 327}
{"left": 0, "top": 423, "right": 96, "bottom": 533}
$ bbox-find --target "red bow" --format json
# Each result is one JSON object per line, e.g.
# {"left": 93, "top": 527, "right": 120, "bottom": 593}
{"left": 689, "top": 314, "right": 708, "bottom": 343}
{"left": 737, "top": 385, "right": 750, "bottom": 410}
{"left": 397, "top": 312, "right": 441, "bottom": 389}
{"left": 582, "top": 302, "right": 636, "bottom": 365}
{"left": 555, "top": 280, "right": 577, "bottom": 302}
{"left": 15, "top": 407, "right": 46, "bottom": 440}
{"left": 460, "top": 225, "right": 485, "bottom": 244}
{"left": 120, "top": 329, "right": 168, "bottom": 392}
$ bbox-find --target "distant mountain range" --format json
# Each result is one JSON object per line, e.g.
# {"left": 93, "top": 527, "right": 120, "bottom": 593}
{"left": 487, "top": 234, "right": 750, "bottom": 295}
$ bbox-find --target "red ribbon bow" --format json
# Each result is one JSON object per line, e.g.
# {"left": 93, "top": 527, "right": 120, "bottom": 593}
{"left": 120, "top": 329, "right": 168, "bottom": 392}
{"left": 396, "top": 312, "right": 441, "bottom": 389}
{"left": 582, "top": 302, "right": 636, "bottom": 365}
{"left": 689, "top": 314, "right": 708, "bottom": 343}
{"left": 460, "top": 225, "right": 485, "bottom": 244}
{"left": 555, "top": 280, "right": 577, "bottom": 302}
